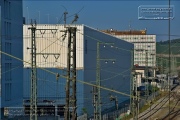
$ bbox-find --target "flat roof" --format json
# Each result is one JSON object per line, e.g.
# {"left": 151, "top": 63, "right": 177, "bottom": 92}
{"left": 101, "top": 29, "right": 147, "bottom": 35}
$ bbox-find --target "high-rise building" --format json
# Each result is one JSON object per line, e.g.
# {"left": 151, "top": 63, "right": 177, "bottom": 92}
{"left": 23, "top": 24, "right": 134, "bottom": 118}
{"left": 0, "top": 0, "right": 23, "bottom": 118}
{"left": 102, "top": 29, "right": 156, "bottom": 67}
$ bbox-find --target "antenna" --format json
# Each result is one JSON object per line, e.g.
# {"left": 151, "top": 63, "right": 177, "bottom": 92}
{"left": 71, "top": 14, "right": 78, "bottom": 24}
{"left": 56, "top": 17, "right": 58, "bottom": 24}
{"left": 64, "top": 11, "right": 68, "bottom": 27}
{"left": 46, "top": 14, "right": 50, "bottom": 24}
{"left": 26, "top": 6, "right": 29, "bottom": 24}
{"left": 37, "top": 10, "right": 40, "bottom": 24}
{"left": 129, "top": 20, "right": 132, "bottom": 31}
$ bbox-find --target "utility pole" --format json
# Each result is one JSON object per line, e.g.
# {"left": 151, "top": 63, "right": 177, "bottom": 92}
{"left": 135, "top": 73, "right": 138, "bottom": 120}
{"left": 28, "top": 20, "right": 58, "bottom": 120}
{"left": 92, "top": 86, "right": 98, "bottom": 119}
{"left": 150, "top": 53, "right": 155, "bottom": 99}
{"left": 131, "top": 71, "right": 139, "bottom": 120}
{"left": 160, "top": 55, "right": 163, "bottom": 74}
{"left": 64, "top": 11, "right": 68, "bottom": 27}
{"left": 64, "top": 15, "right": 78, "bottom": 120}
{"left": 130, "top": 49, "right": 134, "bottom": 119}
{"left": 145, "top": 50, "right": 149, "bottom": 99}
{"left": 28, "top": 20, "right": 37, "bottom": 120}
{"left": 95, "top": 42, "right": 115, "bottom": 120}
{"left": 168, "top": 0, "right": 171, "bottom": 119}
{"left": 64, "top": 27, "right": 77, "bottom": 120}
{"left": 38, "top": 11, "right": 40, "bottom": 24}
{"left": 95, "top": 42, "right": 101, "bottom": 120}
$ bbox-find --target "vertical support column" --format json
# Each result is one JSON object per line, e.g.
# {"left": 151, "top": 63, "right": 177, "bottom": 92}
{"left": 64, "top": 27, "right": 77, "bottom": 120}
{"left": 64, "top": 28, "right": 71, "bottom": 120}
{"left": 29, "top": 25, "right": 37, "bottom": 120}
{"left": 72, "top": 27, "right": 77, "bottom": 120}
{"left": 92, "top": 86, "right": 97, "bottom": 120}
{"left": 145, "top": 51, "right": 149, "bottom": 99}
{"left": 134, "top": 74, "right": 138, "bottom": 120}
{"left": 130, "top": 49, "right": 134, "bottom": 118}
{"left": 132, "top": 72, "right": 140, "bottom": 120}
{"left": 95, "top": 42, "right": 101, "bottom": 120}
{"left": 151, "top": 53, "right": 155, "bottom": 99}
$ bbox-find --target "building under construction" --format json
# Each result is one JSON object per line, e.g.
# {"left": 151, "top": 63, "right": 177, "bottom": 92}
{"left": 23, "top": 24, "right": 134, "bottom": 118}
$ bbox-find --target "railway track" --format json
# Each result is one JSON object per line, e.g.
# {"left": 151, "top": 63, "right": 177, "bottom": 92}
{"left": 161, "top": 86, "right": 180, "bottom": 120}
{"left": 138, "top": 85, "right": 180, "bottom": 120}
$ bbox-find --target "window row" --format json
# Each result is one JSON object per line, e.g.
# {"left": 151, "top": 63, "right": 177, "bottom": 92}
{"left": 4, "top": 0, "right": 11, "bottom": 19}
{"left": 134, "top": 62, "right": 155, "bottom": 66}
{"left": 119, "top": 37, "right": 154, "bottom": 40}
{"left": 4, "top": 21, "right": 11, "bottom": 40}
{"left": 5, "top": 63, "right": 12, "bottom": 81}
{"left": 5, "top": 42, "right": 12, "bottom": 60}
{"left": 5, "top": 83, "right": 11, "bottom": 101}
{"left": 134, "top": 61, "right": 155, "bottom": 64}
{"left": 134, "top": 58, "right": 155, "bottom": 60}
{"left": 134, "top": 44, "right": 155, "bottom": 48}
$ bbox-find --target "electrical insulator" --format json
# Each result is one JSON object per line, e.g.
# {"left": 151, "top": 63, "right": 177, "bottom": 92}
{"left": 56, "top": 73, "right": 60, "bottom": 80}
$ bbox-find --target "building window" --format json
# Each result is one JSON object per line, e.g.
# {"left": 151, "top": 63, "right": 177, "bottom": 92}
{"left": 4, "top": 21, "right": 11, "bottom": 40}
{"left": 5, "top": 83, "right": 11, "bottom": 101}
{"left": 4, "top": 0, "right": 11, "bottom": 19}
{"left": 85, "top": 39, "right": 87, "bottom": 54}
{"left": 5, "top": 63, "right": 12, "bottom": 81}
{"left": 4, "top": 21, "right": 7, "bottom": 39}
{"left": 8, "top": 22, "right": 11, "bottom": 39}
{"left": 5, "top": 42, "right": 12, "bottom": 60}
{"left": 4, "top": 0, "right": 7, "bottom": 18}
{"left": 9, "top": 1, "right": 11, "bottom": 19}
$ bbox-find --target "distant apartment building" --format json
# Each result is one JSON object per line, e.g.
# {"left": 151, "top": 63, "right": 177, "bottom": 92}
{"left": 102, "top": 29, "right": 156, "bottom": 67}
{"left": 23, "top": 24, "right": 133, "bottom": 117}
{"left": 0, "top": 0, "right": 23, "bottom": 119}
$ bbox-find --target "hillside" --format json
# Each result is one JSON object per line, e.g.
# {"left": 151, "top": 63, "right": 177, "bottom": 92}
{"left": 156, "top": 38, "right": 180, "bottom": 73}
{"left": 156, "top": 38, "right": 180, "bottom": 54}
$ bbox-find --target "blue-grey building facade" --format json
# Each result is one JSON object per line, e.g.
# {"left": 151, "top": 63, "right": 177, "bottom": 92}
{"left": 0, "top": 0, "right": 23, "bottom": 118}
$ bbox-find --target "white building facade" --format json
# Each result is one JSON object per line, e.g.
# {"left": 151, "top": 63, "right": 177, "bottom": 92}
{"left": 0, "top": 0, "right": 23, "bottom": 118}
{"left": 115, "top": 35, "right": 156, "bottom": 67}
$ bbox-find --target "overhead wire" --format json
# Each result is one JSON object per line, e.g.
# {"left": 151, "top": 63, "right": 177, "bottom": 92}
{"left": 3, "top": 24, "right": 151, "bottom": 110}
{"left": 0, "top": 50, "right": 143, "bottom": 100}
{"left": 0, "top": 65, "right": 24, "bottom": 75}
{"left": 23, "top": 25, "right": 132, "bottom": 75}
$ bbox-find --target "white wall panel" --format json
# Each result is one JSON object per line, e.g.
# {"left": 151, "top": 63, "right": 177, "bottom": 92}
{"left": 23, "top": 24, "right": 84, "bottom": 68}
